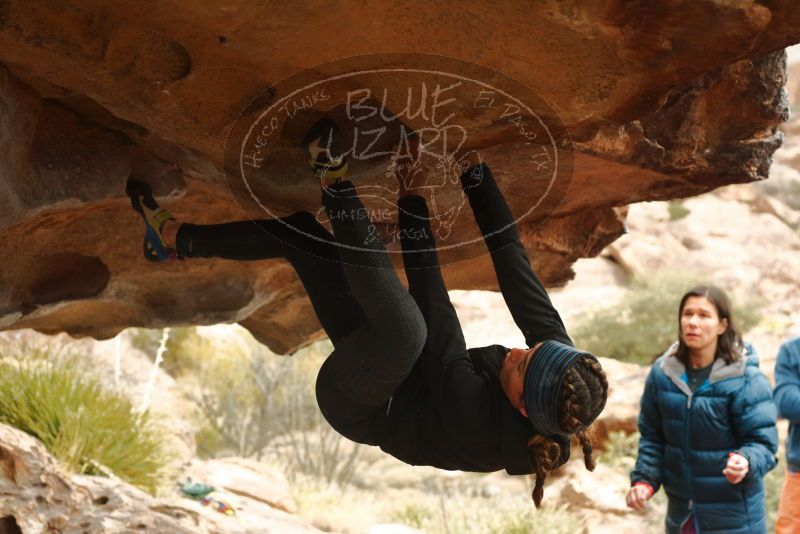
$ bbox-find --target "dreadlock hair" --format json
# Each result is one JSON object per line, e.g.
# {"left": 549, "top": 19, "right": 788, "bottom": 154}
{"left": 526, "top": 354, "right": 608, "bottom": 508}
{"left": 675, "top": 285, "right": 743, "bottom": 366}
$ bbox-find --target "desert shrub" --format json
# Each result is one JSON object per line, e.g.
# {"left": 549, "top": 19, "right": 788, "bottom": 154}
{"left": 392, "top": 502, "right": 436, "bottom": 529}
{"left": 183, "top": 330, "right": 366, "bottom": 487}
{"left": 290, "top": 476, "right": 380, "bottom": 532}
{"left": 128, "top": 326, "right": 200, "bottom": 377}
{"left": 571, "top": 273, "right": 762, "bottom": 365}
{"left": 599, "top": 430, "right": 639, "bottom": 471}
{"left": 668, "top": 201, "right": 691, "bottom": 221}
{"left": 390, "top": 494, "right": 583, "bottom": 534}
{"left": 262, "top": 342, "right": 365, "bottom": 487}
{"left": 0, "top": 356, "right": 170, "bottom": 494}
{"left": 194, "top": 423, "right": 224, "bottom": 459}
{"left": 187, "top": 333, "right": 295, "bottom": 459}
{"left": 269, "top": 423, "right": 364, "bottom": 488}
{"left": 294, "top": 472, "right": 584, "bottom": 534}
{"left": 130, "top": 325, "right": 305, "bottom": 459}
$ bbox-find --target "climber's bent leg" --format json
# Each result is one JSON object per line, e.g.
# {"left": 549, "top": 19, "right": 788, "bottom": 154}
{"left": 314, "top": 181, "right": 427, "bottom": 442}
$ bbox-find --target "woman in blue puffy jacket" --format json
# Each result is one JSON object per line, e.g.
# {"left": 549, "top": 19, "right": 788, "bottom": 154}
{"left": 625, "top": 285, "right": 778, "bottom": 534}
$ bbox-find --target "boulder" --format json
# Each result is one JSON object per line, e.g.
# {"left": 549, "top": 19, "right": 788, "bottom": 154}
{"left": 548, "top": 460, "right": 667, "bottom": 534}
{"left": 0, "top": 423, "right": 322, "bottom": 534}
{"left": 185, "top": 457, "right": 296, "bottom": 514}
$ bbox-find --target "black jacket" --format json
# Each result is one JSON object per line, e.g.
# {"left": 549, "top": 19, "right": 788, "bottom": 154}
{"left": 378, "top": 344, "right": 547, "bottom": 474}
{"left": 374, "top": 166, "right": 572, "bottom": 475}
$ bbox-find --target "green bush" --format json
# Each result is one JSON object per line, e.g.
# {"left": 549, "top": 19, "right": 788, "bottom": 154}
{"left": 571, "top": 273, "right": 762, "bottom": 365}
{"left": 599, "top": 430, "right": 639, "bottom": 471}
{"left": 186, "top": 331, "right": 296, "bottom": 459}
{"left": 182, "top": 330, "right": 367, "bottom": 487}
{"left": 129, "top": 326, "right": 200, "bottom": 377}
{"left": 261, "top": 342, "right": 366, "bottom": 487}
{"left": 390, "top": 495, "right": 584, "bottom": 534}
{"left": 392, "top": 502, "right": 436, "bottom": 529}
{"left": 668, "top": 201, "right": 691, "bottom": 221}
{"left": 0, "top": 357, "right": 171, "bottom": 494}
{"left": 292, "top": 471, "right": 584, "bottom": 534}
{"left": 765, "top": 451, "right": 786, "bottom": 533}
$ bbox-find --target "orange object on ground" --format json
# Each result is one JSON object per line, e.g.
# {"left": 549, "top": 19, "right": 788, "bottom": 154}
{"left": 777, "top": 471, "right": 800, "bottom": 534}
{"left": 201, "top": 494, "right": 235, "bottom": 516}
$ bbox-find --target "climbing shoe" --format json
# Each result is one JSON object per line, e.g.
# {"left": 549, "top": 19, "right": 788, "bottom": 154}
{"left": 303, "top": 117, "right": 349, "bottom": 183}
{"left": 126, "top": 180, "right": 178, "bottom": 262}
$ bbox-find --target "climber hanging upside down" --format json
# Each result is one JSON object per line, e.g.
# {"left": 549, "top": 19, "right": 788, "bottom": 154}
{"left": 126, "top": 118, "right": 608, "bottom": 506}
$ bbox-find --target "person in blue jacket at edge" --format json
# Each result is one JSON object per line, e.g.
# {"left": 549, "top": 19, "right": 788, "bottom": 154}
{"left": 625, "top": 286, "right": 778, "bottom": 534}
{"left": 774, "top": 335, "right": 800, "bottom": 533}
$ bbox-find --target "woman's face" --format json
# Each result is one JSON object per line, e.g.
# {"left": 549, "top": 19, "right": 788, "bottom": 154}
{"left": 500, "top": 342, "right": 542, "bottom": 418}
{"left": 680, "top": 296, "right": 728, "bottom": 354}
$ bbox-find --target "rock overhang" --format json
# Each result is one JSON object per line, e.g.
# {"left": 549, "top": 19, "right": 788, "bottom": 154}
{"left": 0, "top": 1, "right": 797, "bottom": 351}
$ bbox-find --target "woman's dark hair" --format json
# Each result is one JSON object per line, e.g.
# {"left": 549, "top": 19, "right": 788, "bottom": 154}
{"left": 675, "top": 285, "right": 743, "bottom": 365}
{"left": 525, "top": 354, "right": 608, "bottom": 507}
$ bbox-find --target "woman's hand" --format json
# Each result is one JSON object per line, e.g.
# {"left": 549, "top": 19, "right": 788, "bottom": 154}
{"left": 723, "top": 452, "right": 749, "bottom": 484}
{"left": 625, "top": 482, "right": 654, "bottom": 511}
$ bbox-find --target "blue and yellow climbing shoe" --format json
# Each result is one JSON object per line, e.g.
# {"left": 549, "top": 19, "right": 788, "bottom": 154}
{"left": 126, "top": 180, "right": 178, "bottom": 262}
{"left": 303, "top": 117, "right": 349, "bottom": 183}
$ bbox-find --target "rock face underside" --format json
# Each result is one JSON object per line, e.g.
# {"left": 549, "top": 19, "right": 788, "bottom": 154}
{"left": 0, "top": 1, "right": 798, "bottom": 352}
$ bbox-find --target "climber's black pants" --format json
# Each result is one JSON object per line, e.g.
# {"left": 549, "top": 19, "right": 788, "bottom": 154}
{"left": 175, "top": 182, "right": 426, "bottom": 444}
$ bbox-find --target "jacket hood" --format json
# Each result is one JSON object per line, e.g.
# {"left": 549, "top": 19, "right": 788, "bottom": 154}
{"left": 658, "top": 340, "right": 758, "bottom": 395}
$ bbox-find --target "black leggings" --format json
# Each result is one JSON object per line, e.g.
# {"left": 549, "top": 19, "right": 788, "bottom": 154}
{"left": 174, "top": 182, "right": 426, "bottom": 444}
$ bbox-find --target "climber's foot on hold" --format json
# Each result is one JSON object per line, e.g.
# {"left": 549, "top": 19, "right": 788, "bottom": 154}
{"left": 126, "top": 180, "right": 180, "bottom": 263}
{"left": 303, "top": 117, "right": 349, "bottom": 186}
